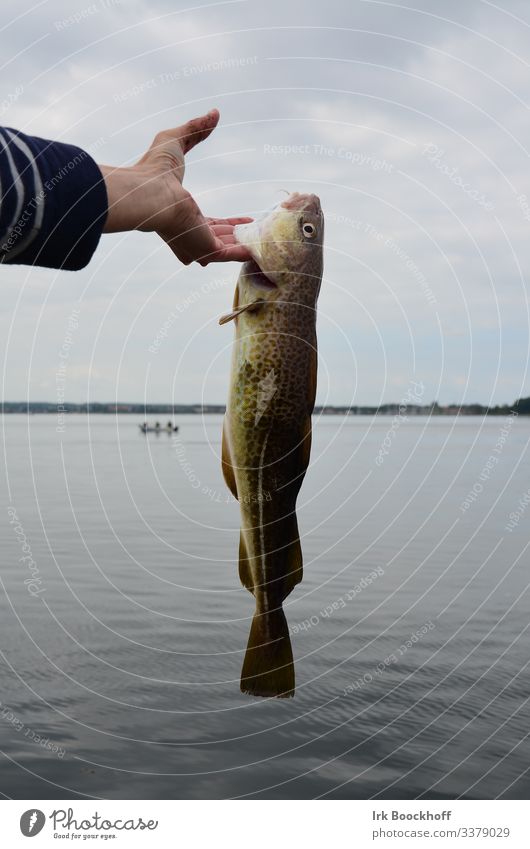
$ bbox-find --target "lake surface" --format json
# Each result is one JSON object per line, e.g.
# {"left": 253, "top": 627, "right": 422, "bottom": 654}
{"left": 1, "top": 413, "right": 529, "bottom": 799}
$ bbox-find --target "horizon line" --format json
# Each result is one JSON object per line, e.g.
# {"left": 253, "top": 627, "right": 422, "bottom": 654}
{"left": 0, "top": 400, "right": 522, "bottom": 409}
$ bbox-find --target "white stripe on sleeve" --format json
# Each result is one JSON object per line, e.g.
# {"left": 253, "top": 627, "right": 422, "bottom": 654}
{"left": 0, "top": 129, "right": 46, "bottom": 259}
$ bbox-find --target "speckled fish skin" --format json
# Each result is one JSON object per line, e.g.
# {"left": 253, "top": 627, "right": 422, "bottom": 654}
{"left": 221, "top": 192, "right": 324, "bottom": 698}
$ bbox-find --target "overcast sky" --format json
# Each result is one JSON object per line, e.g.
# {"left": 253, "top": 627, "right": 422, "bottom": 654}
{"left": 1, "top": 0, "right": 529, "bottom": 405}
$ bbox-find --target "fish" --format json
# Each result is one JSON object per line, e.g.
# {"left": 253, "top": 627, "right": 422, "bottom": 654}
{"left": 220, "top": 191, "right": 324, "bottom": 698}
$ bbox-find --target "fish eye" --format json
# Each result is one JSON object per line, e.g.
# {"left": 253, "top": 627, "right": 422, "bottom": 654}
{"left": 302, "top": 222, "right": 316, "bottom": 238}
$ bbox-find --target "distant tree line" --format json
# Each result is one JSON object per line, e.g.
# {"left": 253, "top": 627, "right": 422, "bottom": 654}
{"left": 1, "top": 397, "right": 528, "bottom": 415}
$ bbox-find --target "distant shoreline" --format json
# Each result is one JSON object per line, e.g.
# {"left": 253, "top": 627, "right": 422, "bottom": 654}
{"left": 0, "top": 401, "right": 527, "bottom": 416}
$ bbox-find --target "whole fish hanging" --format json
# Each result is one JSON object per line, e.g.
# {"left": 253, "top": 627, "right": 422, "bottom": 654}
{"left": 220, "top": 192, "right": 324, "bottom": 698}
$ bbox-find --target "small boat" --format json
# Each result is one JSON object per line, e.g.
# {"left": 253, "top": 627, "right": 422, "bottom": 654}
{"left": 139, "top": 423, "right": 179, "bottom": 434}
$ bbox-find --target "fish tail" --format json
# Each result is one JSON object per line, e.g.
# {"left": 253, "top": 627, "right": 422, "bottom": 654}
{"left": 241, "top": 604, "right": 294, "bottom": 698}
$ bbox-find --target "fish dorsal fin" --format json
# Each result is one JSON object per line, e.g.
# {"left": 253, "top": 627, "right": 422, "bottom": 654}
{"left": 219, "top": 299, "right": 265, "bottom": 326}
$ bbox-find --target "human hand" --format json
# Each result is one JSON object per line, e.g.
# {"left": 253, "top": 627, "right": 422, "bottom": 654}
{"left": 100, "top": 109, "right": 252, "bottom": 265}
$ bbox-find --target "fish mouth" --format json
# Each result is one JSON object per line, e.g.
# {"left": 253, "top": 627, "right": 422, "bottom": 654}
{"left": 245, "top": 259, "right": 278, "bottom": 291}
{"left": 233, "top": 219, "right": 279, "bottom": 289}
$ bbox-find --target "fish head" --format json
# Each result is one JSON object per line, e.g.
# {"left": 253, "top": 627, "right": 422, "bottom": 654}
{"left": 234, "top": 192, "right": 324, "bottom": 295}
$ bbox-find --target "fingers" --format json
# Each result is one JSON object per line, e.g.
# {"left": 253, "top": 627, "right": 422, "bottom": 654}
{"left": 214, "top": 244, "right": 253, "bottom": 262}
{"left": 199, "top": 237, "right": 252, "bottom": 264}
{"left": 207, "top": 223, "right": 253, "bottom": 259}
{"left": 158, "top": 190, "right": 253, "bottom": 266}
{"left": 207, "top": 224, "right": 246, "bottom": 237}
{"left": 170, "top": 241, "right": 250, "bottom": 266}
{"left": 178, "top": 235, "right": 251, "bottom": 266}
{"left": 205, "top": 216, "right": 254, "bottom": 226}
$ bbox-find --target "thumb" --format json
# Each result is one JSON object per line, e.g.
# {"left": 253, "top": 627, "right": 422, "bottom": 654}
{"left": 137, "top": 109, "right": 220, "bottom": 180}
{"left": 172, "top": 108, "right": 220, "bottom": 154}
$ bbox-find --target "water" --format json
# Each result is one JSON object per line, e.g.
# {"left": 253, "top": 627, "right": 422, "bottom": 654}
{"left": 1, "top": 413, "right": 529, "bottom": 799}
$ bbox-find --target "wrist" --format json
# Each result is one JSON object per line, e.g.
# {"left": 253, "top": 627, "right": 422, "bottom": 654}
{"left": 99, "top": 164, "right": 166, "bottom": 233}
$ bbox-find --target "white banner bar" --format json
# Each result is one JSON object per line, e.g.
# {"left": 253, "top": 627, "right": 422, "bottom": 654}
{"left": 2, "top": 799, "right": 526, "bottom": 847}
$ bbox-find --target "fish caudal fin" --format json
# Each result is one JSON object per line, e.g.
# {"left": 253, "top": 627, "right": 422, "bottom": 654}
{"left": 241, "top": 605, "right": 295, "bottom": 698}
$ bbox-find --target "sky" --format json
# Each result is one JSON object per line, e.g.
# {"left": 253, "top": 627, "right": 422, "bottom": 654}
{"left": 0, "top": 0, "right": 529, "bottom": 406}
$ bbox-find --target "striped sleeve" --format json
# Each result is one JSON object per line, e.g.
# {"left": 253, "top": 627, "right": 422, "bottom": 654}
{"left": 0, "top": 127, "right": 108, "bottom": 270}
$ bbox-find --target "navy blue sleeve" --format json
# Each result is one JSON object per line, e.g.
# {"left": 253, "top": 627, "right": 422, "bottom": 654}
{"left": 0, "top": 127, "right": 108, "bottom": 271}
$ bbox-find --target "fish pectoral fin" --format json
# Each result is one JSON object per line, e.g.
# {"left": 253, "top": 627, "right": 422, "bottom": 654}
{"left": 241, "top": 605, "right": 294, "bottom": 698}
{"left": 218, "top": 307, "right": 243, "bottom": 325}
{"left": 218, "top": 300, "right": 264, "bottom": 325}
